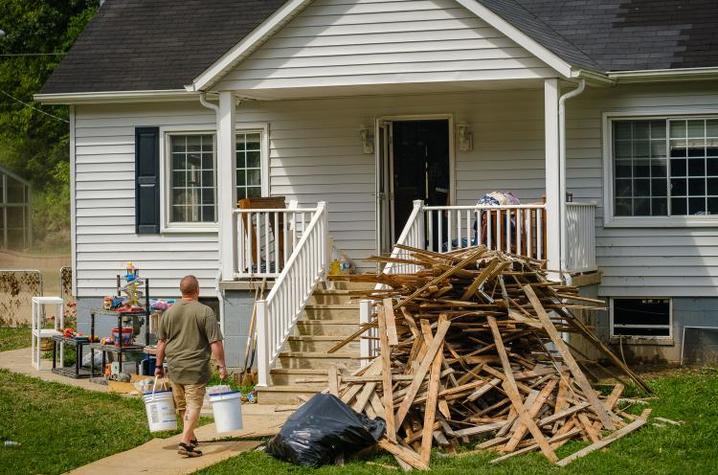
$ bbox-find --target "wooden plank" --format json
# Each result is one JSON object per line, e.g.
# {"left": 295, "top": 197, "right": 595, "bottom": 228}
{"left": 578, "top": 413, "right": 601, "bottom": 443}
{"left": 487, "top": 316, "right": 558, "bottom": 463}
{"left": 394, "top": 317, "right": 451, "bottom": 428}
{"left": 383, "top": 298, "right": 400, "bottom": 346}
{"left": 421, "top": 327, "right": 443, "bottom": 464}
{"left": 503, "top": 378, "right": 557, "bottom": 451}
{"left": 378, "top": 306, "right": 397, "bottom": 442}
{"left": 605, "top": 383, "right": 624, "bottom": 410}
{"left": 523, "top": 285, "right": 615, "bottom": 430}
{"left": 556, "top": 417, "right": 648, "bottom": 467}
{"left": 490, "top": 428, "right": 583, "bottom": 464}
{"left": 328, "top": 364, "right": 339, "bottom": 397}
{"left": 537, "top": 402, "right": 590, "bottom": 427}
{"left": 396, "top": 247, "right": 486, "bottom": 309}
{"left": 378, "top": 438, "right": 429, "bottom": 471}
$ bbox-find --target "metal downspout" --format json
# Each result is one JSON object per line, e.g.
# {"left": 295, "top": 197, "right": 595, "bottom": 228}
{"left": 558, "top": 79, "right": 586, "bottom": 282}
{"left": 199, "top": 92, "right": 225, "bottom": 334}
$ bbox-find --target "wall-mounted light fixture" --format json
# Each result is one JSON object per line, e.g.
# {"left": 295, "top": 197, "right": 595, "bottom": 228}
{"left": 360, "top": 126, "right": 374, "bottom": 154}
{"left": 457, "top": 122, "right": 473, "bottom": 152}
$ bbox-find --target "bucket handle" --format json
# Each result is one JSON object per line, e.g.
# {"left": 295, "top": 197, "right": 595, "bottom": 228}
{"left": 150, "top": 375, "right": 158, "bottom": 401}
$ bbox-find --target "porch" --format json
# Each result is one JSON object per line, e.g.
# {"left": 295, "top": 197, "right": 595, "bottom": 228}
{"left": 229, "top": 199, "right": 598, "bottom": 280}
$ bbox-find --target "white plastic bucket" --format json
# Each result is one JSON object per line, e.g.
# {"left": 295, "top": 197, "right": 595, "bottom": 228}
{"left": 208, "top": 391, "right": 243, "bottom": 433}
{"left": 143, "top": 389, "right": 177, "bottom": 432}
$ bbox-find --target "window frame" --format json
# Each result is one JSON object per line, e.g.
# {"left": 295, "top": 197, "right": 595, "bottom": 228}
{"left": 603, "top": 111, "right": 718, "bottom": 227}
{"left": 234, "top": 124, "right": 270, "bottom": 203}
{"left": 160, "top": 127, "right": 218, "bottom": 233}
{"left": 609, "top": 297, "right": 673, "bottom": 342}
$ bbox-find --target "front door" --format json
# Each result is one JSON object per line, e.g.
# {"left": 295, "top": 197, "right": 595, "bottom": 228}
{"left": 390, "top": 119, "right": 450, "bottom": 242}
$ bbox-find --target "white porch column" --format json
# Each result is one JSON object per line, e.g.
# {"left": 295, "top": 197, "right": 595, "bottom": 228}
{"left": 218, "top": 91, "right": 236, "bottom": 280}
{"left": 544, "top": 79, "right": 561, "bottom": 277}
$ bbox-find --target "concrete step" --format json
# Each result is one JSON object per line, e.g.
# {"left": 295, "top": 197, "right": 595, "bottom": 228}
{"left": 269, "top": 368, "right": 330, "bottom": 386}
{"left": 295, "top": 320, "right": 361, "bottom": 336}
{"left": 307, "top": 291, "right": 355, "bottom": 305}
{"left": 276, "top": 351, "right": 361, "bottom": 370}
{"left": 303, "top": 305, "right": 360, "bottom": 321}
{"left": 285, "top": 335, "right": 359, "bottom": 352}
{"left": 256, "top": 384, "right": 322, "bottom": 405}
{"left": 326, "top": 280, "right": 375, "bottom": 291}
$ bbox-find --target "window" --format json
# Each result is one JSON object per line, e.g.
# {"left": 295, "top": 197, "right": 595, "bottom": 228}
{"left": 610, "top": 298, "right": 671, "bottom": 338}
{"left": 235, "top": 131, "right": 263, "bottom": 200}
{"left": 168, "top": 134, "right": 216, "bottom": 224}
{"left": 611, "top": 117, "right": 718, "bottom": 218}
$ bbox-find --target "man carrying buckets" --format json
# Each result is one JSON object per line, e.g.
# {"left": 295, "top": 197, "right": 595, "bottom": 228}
{"left": 155, "top": 275, "right": 227, "bottom": 458}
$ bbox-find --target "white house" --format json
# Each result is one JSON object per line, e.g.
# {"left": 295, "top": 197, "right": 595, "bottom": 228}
{"left": 37, "top": 0, "right": 718, "bottom": 398}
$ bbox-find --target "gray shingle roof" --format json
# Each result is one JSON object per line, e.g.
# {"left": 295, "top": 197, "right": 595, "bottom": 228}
{"left": 41, "top": 0, "right": 718, "bottom": 95}
{"left": 40, "top": 0, "right": 287, "bottom": 94}
{"left": 482, "top": 0, "right": 718, "bottom": 72}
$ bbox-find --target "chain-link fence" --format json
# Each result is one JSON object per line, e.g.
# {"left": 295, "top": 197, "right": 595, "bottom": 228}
{"left": 0, "top": 270, "right": 43, "bottom": 326}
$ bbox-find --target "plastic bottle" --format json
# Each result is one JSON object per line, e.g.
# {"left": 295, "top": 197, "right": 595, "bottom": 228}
{"left": 3, "top": 440, "right": 20, "bottom": 448}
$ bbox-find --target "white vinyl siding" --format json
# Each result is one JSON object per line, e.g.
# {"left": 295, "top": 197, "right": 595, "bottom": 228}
{"left": 73, "top": 89, "right": 547, "bottom": 297}
{"left": 218, "top": 0, "right": 554, "bottom": 92}
{"left": 74, "top": 103, "right": 220, "bottom": 297}
{"left": 565, "top": 81, "right": 718, "bottom": 297}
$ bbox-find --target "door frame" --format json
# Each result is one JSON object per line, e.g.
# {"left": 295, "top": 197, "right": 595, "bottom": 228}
{"left": 374, "top": 113, "right": 456, "bottom": 255}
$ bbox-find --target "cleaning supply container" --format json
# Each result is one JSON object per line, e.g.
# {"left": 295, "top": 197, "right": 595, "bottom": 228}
{"left": 143, "top": 380, "right": 177, "bottom": 432}
{"left": 112, "top": 327, "right": 133, "bottom": 346}
{"left": 208, "top": 390, "right": 243, "bottom": 433}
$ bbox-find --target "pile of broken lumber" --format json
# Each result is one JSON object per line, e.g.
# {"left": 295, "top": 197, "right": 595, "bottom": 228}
{"left": 327, "top": 245, "right": 651, "bottom": 470}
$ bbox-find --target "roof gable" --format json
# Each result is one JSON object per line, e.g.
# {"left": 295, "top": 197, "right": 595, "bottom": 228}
{"left": 193, "top": 0, "right": 577, "bottom": 91}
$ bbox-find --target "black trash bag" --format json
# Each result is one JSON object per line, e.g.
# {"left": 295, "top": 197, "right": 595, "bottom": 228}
{"left": 266, "top": 393, "right": 386, "bottom": 467}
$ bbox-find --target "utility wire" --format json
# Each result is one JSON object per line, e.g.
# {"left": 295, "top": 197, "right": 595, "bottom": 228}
{"left": 0, "top": 52, "right": 65, "bottom": 57}
{"left": 0, "top": 89, "right": 69, "bottom": 123}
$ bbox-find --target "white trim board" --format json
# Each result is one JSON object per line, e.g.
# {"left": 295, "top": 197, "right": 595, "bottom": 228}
{"left": 188, "top": 0, "right": 575, "bottom": 92}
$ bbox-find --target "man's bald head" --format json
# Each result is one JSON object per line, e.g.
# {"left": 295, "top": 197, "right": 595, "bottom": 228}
{"left": 180, "top": 275, "right": 200, "bottom": 298}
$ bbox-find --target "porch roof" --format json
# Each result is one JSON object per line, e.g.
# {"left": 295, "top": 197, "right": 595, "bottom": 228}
{"left": 39, "top": 0, "right": 718, "bottom": 98}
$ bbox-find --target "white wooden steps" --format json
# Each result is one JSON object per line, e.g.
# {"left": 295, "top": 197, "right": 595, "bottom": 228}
{"left": 255, "top": 281, "right": 366, "bottom": 404}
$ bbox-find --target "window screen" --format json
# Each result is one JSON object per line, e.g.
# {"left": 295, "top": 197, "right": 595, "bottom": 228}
{"left": 612, "top": 298, "right": 671, "bottom": 337}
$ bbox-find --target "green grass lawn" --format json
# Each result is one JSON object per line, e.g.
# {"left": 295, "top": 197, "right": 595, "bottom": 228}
{"left": 0, "top": 326, "right": 31, "bottom": 352}
{"left": 0, "top": 369, "right": 159, "bottom": 475}
{"left": 197, "top": 368, "right": 718, "bottom": 475}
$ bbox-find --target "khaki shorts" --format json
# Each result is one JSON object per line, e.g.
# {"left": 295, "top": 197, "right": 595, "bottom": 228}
{"left": 171, "top": 382, "right": 206, "bottom": 414}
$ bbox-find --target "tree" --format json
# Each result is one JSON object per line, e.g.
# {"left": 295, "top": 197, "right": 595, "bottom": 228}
{"left": 0, "top": 0, "right": 98, "bottom": 250}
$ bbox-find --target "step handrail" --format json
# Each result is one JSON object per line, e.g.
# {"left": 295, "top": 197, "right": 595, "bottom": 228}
{"left": 255, "top": 202, "right": 329, "bottom": 387}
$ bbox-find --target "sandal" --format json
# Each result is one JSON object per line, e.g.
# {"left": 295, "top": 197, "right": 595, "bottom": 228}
{"left": 178, "top": 442, "right": 203, "bottom": 458}
{"left": 190, "top": 439, "right": 199, "bottom": 448}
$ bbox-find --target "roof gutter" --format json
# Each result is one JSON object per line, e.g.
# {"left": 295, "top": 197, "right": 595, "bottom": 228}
{"left": 607, "top": 66, "right": 718, "bottom": 83}
{"left": 34, "top": 89, "right": 197, "bottom": 105}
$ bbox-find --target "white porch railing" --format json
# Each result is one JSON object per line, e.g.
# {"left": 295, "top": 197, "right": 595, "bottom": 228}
{"left": 255, "top": 202, "right": 329, "bottom": 387}
{"left": 565, "top": 202, "right": 597, "bottom": 273}
{"left": 423, "top": 203, "right": 547, "bottom": 259}
{"left": 232, "top": 206, "right": 315, "bottom": 279}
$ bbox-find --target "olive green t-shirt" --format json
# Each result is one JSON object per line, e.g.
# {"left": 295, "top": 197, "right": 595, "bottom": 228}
{"left": 157, "top": 300, "right": 223, "bottom": 385}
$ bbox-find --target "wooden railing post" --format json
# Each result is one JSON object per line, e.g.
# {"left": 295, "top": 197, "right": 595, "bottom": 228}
{"left": 359, "top": 299, "right": 372, "bottom": 366}
{"left": 255, "top": 299, "right": 269, "bottom": 387}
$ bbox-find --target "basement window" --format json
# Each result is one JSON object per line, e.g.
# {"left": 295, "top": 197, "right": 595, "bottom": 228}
{"left": 610, "top": 298, "right": 672, "bottom": 338}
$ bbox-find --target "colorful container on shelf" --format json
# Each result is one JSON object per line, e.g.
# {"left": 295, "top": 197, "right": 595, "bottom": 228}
{"left": 111, "top": 327, "right": 134, "bottom": 346}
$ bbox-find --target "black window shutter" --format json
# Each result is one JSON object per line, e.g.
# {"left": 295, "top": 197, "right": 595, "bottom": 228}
{"left": 135, "top": 127, "right": 160, "bottom": 234}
